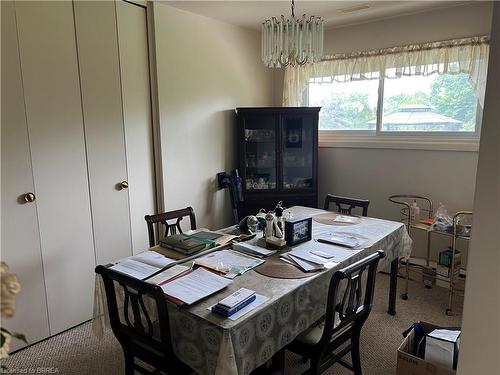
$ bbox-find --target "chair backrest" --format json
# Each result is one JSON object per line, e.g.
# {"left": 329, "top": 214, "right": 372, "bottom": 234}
{"left": 95, "top": 265, "right": 176, "bottom": 366}
{"left": 145, "top": 207, "right": 196, "bottom": 247}
{"left": 319, "top": 250, "right": 385, "bottom": 346}
{"left": 324, "top": 194, "right": 370, "bottom": 217}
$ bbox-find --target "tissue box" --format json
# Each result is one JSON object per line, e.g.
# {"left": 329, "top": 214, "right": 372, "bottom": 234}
{"left": 425, "top": 329, "right": 461, "bottom": 370}
{"left": 397, "top": 321, "right": 457, "bottom": 375}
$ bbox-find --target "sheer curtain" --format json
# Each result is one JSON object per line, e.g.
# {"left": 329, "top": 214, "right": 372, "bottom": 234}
{"left": 283, "top": 36, "right": 490, "bottom": 107}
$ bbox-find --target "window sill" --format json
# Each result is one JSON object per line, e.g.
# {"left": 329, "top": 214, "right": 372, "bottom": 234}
{"left": 318, "top": 133, "right": 480, "bottom": 152}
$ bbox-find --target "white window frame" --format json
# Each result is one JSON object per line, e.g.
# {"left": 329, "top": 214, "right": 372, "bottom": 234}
{"left": 309, "top": 76, "right": 482, "bottom": 152}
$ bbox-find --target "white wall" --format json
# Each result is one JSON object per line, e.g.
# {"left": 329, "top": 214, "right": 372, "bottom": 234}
{"left": 324, "top": 2, "right": 493, "bottom": 53}
{"left": 153, "top": 3, "right": 273, "bottom": 229}
{"left": 313, "top": 2, "right": 493, "bottom": 262}
{"left": 319, "top": 148, "right": 478, "bottom": 261}
{"left": 458, "top": 3, "right": 500, "bottom": 374}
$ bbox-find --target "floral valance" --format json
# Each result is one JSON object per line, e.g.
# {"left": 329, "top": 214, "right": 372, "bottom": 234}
{"left": 283, "top": 36, "right": 490, "bottom": 107}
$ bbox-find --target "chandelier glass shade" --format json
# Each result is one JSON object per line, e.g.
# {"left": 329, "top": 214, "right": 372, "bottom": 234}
{"left": 261, "top": 2, "right": 324, "bottom": 68}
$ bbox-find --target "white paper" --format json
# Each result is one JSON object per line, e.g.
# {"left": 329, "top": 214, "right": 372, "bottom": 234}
{"left": 110, "top": 259, "right": 159, "bottom": 279}
{"left": 161, "top": 267, "right": 232, "bottom": 305}
{"left": 208, "top": 294, "right": 269, "bottom": 321}
{"left": 316, "top": 231, "right": 370, "bottom": 249}
{"left": 293, "top": 240, "right": 362, "bottom": 264}
{"left": 130, "top": 251, "right": 175, "bottom": 268}
{"left": 288, "top": 249, "right": 326, "bottom": 265}
{"left": 232, "top": 242, "right": 276, "bottom": 257}
{"left": 195, "top": 250, "right": 264, "bottom": 274}
{"left": 228, "top": 294, "right": 269, "bottom": 320}
{"left": 147, "top": 264, "right": 190, "bottom": 285}
{"left": 287, "top": 254, "right": 324, "bottom": 272}
{"left": 428, "top": 329, "right": 461, "bottom": 342}
{"left": 333, "top": 215, "right": 359, "bottom": 224}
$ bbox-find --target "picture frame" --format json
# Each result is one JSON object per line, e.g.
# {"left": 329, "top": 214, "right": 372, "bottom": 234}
{"left": 284, "top": 216, "right": 312, "bottom": 246}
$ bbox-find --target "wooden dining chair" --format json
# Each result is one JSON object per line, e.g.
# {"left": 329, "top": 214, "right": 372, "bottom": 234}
{"left": 145, "top": 207, "right": 197, "bottom": 247}
{"left": 95, "top": 265, "right": 191, "bottom": 375}
{"left": 324, "top": 194, "right": 370, "bottom": 217}
{"left": 286, "top": 250, "right": 385, "bottom": 375}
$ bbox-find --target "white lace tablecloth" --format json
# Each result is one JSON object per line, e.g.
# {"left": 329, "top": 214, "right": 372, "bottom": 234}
{"left": 92, "top": 206, "right": 412, "bottom": 375}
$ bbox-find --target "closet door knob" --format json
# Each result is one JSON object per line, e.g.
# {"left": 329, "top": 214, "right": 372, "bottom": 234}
{"left": 24, "top": 192, "right": 36, "bottom": 203}
{"left": 120, "top": 181, "right": 129, "bottom": 189}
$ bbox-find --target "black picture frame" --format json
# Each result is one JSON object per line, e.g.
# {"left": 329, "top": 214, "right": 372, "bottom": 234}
{"left": 284, "top": 216, "right": 312, "bottom": 246}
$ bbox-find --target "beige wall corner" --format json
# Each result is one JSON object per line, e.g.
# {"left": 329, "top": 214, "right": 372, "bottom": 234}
{"left": 458, "top": 3, "right": 500, "bottom": 374}
{"left": 152, "top": 2, "right": 273, "bottom": 229}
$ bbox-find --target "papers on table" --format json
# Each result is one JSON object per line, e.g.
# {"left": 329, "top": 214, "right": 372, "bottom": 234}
{"left": 186, "top": 228, "right": 238, "bottom": 247}
{"left": 194, "top": 250, "right": 264, "bottom": 276}
{"left": 280, "top": 239, "right": 366, "bottom": 272}
{"left": 316, "top": 231, "right": 369, "bottom": 249}
{"left": 282, "top": 253, "right": 324, "bottom": 272}
{"left": 130, "top": 251, "right": 176, "bottom": 268}
{"left": 160, "top": 267, "right": 232, "bottom": 305}
{"left": 209, "top": 293, "right": 269, "bottom": 321}
{"left": 232, "top": 242, "right": 276, "bottom": 258}
{"left": 147, "top": 264, "right": 191, "bottom": 285}
{"left": 332, "top": 215, "right": 360, "bottom": 224}
{"left": 109, "top": 251, "right": 176, "bottom": 280}
{"left": 110, "top": 259, "right": 159, "bottom": 280}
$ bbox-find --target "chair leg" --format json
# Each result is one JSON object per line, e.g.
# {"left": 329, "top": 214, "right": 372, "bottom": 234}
{"left": 123, "top": 350, "right": 135, "bottom": 375}
{"left": 351, "top": 336, "right": 362, "bottom": 375}
{"left": 308, "top": 355, "right": 321, "bottom": 375}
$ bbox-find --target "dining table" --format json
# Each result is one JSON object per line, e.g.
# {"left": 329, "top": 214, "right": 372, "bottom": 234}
{"left": 92, "top": 206, "right": 412, "bottom": 375}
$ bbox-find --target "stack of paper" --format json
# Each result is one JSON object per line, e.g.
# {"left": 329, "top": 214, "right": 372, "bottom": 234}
{"left": 109, "top": 251, "right": 175, "bottom": 280}
{"left": 160, "top": 268, "right": 232, "bottom": 305}
{"left": 194, "top": 250, "right": 264, "bottom": 276}
{"left": 147, "top": 264, "right": 191, "bottom": 285}
{"left": 232, "top": 242, "right": 276, "bottom": 258}
{"left": 316, "top": 232, "right": 369, "bottom": 249}
{"left": 281, "top": 249, "right": 327, "bottom": 272}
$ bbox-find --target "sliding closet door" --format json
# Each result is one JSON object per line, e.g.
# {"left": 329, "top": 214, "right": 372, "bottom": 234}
{"left": 1, "top": 1, "right": 49, "bottom": 350}
{"left": 74, "top": 1, "right": 133, "bottom": 265}
{"left": 116, "top": 1, "right": 156, "bottom": 254}
{"left": 15, "top": 1, "right": 95, "bottom": 334}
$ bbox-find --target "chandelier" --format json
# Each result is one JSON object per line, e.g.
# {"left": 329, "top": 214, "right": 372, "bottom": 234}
{"left": 261, "top": 0, "right": 324, "bottom": 68}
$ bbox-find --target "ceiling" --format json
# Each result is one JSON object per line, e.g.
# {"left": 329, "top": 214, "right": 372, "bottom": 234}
{"left": 161, "top": 1, "right": 472, "bottom": 30}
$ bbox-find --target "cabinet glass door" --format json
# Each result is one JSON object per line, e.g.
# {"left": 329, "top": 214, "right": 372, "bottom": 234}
{"left": 243, "top": 115, "right": 277, "bottom": 191}
{"left": 282, "top": 115, "right": 314, "bottom": 190}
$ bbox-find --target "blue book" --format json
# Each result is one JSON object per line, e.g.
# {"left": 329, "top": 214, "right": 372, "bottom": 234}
{"left": 212, "top": 294, "right": 257, "bottom": 317}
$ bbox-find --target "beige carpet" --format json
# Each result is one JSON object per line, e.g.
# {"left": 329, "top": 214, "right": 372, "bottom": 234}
{"left": 1, "top": 274, "right": 463, "bottom": 375}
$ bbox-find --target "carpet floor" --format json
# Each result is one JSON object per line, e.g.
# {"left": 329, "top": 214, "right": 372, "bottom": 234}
{"left": 2, "top": 274, "right": 463, "bottom": 375}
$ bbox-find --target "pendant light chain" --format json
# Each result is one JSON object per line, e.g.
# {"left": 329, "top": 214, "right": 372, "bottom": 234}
{"left": 291, "top": 0, "right": 295, "bottom": 18}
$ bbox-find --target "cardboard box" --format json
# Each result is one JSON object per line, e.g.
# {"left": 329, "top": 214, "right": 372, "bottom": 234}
{"left": 397, "top": 321, "right": 456, "bottom": 375}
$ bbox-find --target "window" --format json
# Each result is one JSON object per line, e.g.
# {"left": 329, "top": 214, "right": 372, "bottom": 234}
{"left": 309, "top": 78, "right": 378, "bottom": 131}
{"left": 309, "top": 72, "right": 480, "bottom": 134}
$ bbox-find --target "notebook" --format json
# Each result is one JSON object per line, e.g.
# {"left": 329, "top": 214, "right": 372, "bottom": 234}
{"left": 159, "top": 234, "right": 215, "bottom": 255}
{"left": 160, "top": 267, "right": 232, "bottom": 305}
{"left": 109, "top": 251, "right": 175, "bottom": 280}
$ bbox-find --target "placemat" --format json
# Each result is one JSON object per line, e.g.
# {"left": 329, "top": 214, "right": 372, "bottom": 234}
{"left": 312, "top": 212, "right": 362, "bottom": 226}
{"left": 254, "top": 253, "right": 315, "bottom": 279}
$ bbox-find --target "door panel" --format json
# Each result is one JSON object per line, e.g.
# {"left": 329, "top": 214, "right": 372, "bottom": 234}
{"left": 16, "top": 1, "right": 96, "bottom": 334}
{"left": 74, "top": 1, "right": 133, "bottom": 264}
{"left": 116, "top": 1, "right": 156, "bottom": 254}
{"left": 0, "top": 1, "right": 50, "bottom": 349}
